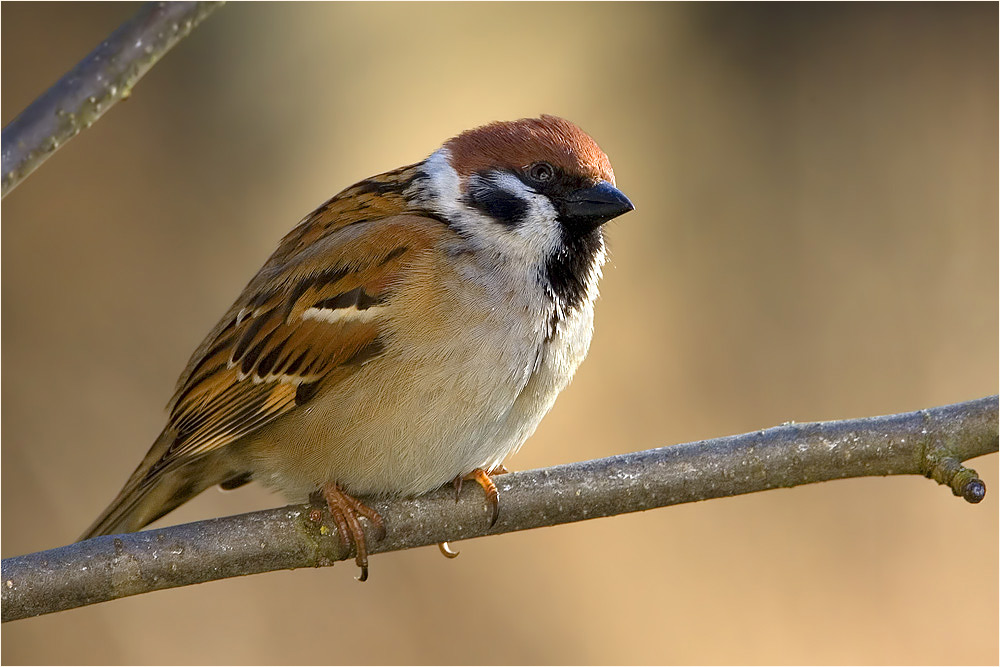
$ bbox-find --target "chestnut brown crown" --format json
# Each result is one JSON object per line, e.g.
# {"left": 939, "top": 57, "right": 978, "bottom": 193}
{"left": 444, "top": 115, "right": 616, "bottom": 186}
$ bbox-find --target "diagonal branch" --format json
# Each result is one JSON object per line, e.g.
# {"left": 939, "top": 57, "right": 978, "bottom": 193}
{"left": 1, "top": 1, "right": 223, "bottom": 199}
{"left": 2, "top": 396, "right": 996, "bottom": 622}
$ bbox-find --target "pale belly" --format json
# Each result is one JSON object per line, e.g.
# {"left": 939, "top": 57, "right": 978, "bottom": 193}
{"left": 243, "top": 287, "right": 594, "bottom": 499}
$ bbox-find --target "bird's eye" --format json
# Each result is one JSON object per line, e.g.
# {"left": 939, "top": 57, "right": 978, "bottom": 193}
{"left": 526, "top": 162, "right": 555, "bottom": 184}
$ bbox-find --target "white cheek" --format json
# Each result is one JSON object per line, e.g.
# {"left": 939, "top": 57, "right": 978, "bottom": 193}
{"left": 415, "top": 148, "right": 563, "bottom": 265}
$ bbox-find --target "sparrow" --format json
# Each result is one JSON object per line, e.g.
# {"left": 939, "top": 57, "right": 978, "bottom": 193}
{"left": 80, "top": 115, "right": 634, "bottom": 580}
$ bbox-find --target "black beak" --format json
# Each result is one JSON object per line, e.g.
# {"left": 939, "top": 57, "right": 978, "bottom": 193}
{"left": 558, "top": 181, "right": 635, "bottom": 230}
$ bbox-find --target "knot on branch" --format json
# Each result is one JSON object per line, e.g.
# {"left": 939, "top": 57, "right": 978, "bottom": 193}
{"left": 925, "top": 454, "right": 987, "bottom": 503}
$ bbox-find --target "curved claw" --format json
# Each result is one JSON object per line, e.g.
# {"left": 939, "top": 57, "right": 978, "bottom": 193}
{"left": 320, "top": 483, "right": 385, "bottom": 582}
{"left": 451, "top": 467, "right": 505, "bottom": 527}
{"left": 438, "top": 541, "right": 461, "bottom": 558}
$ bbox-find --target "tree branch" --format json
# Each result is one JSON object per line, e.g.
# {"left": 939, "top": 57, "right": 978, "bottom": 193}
{"left": 1, "top": 1, "right": 223, "bottom": 199}
{"left": 2, "top": 396, "right": 996, "bottom": 622}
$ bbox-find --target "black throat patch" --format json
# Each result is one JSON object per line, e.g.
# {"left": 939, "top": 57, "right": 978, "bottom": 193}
{"left": 545, "top": 226, "right": 604, "bottom": 315}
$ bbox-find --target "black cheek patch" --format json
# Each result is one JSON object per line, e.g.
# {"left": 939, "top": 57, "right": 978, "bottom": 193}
{"left": 466, "top": 178, "right": 529, "bottom": 227}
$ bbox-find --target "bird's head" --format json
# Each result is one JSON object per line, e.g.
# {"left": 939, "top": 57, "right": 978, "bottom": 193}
{"left": 410, "top": 115, "right": 634, "bottom": 256}
{"left": 410, "top": 115, "right": 634, "bottom": 306}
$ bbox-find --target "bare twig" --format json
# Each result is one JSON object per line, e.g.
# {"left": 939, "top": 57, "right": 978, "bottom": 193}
{"left": 0, "top": 1, "right": 223, "bottom": 198}
{"left": 2, "top": 396, "right": 996, "bottom": 622}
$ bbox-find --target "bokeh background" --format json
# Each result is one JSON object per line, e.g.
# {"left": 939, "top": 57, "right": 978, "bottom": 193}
{"left": 2, "top": 2, "right": 996, "bottom": 664}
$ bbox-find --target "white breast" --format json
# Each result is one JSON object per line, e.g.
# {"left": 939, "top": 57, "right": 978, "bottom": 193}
{"left": 249, "top": 241, "right": 601, "bottom": 500}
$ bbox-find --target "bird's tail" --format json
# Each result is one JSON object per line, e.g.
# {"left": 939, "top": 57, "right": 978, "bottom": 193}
{"left": 79, "top": 431, "right": 244, "bottom": 541}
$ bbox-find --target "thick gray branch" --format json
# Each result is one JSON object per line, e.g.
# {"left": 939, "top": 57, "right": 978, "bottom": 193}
{"left": 2, "top": 396, "right": 996, "bottom": 622}
{"left": 1, "top": 1, "right": 223, "bottom": 198}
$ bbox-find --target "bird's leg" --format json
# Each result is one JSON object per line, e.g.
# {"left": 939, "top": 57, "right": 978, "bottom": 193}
{"left": 452, "top": 463, "right": 509, "bottom": 499}
{"left": 471, "top": 468, "right": 501, "bottom": 528}
{"left": 320, "top": 482, "right": 385, "bottom": 582}
{"left": 438, "top": 465, "right": 510, "bottom": 558}
{"left": 457, "top": 465, "right": 509, "bottom": 526}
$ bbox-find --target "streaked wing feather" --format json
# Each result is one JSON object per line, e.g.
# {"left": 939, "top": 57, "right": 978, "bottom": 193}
{"left": 156, "top": 213, "right": 441, "bottom": 473}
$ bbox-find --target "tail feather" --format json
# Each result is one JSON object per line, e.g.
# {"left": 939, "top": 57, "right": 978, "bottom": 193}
{"left": 79, "top": 431, "right": 245, "bottom": 541}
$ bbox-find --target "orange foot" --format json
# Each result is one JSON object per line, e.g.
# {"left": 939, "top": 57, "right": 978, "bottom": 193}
{"left": 320, "top": 483, "right": 385, "bottom": 582}
{"left": 438, "top": 466, "right": 509, "bottom": 559}
{"left": 452, "top": 464, "right": 509, "bottom": 527}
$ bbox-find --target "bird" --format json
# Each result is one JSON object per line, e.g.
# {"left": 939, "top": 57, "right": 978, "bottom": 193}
{"left": 80, "top": 114, "right": 634, "bottom": 580}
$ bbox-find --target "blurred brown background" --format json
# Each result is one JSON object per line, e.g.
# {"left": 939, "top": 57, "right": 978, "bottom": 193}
{"left": 2, "top": 2, "right": 996, "bottom": 664}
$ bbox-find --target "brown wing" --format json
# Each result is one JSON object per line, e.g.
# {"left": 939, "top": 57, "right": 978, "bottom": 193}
{"left": 80, "top": 168, "right": 446, "bottom": 540}
{"left": 158, "top": 214, "right": 441, "bottom": 471}
{"left": 147, "top": 163, "right": 427, "bottom": 473}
